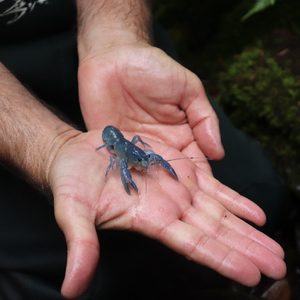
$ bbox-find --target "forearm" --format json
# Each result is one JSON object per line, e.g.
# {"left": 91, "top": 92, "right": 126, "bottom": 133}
{"left": 76, "top": 0, "right": 153, "bottom": 59}
{"left": 0, "top": 62, "right": 78, "bottom": 191}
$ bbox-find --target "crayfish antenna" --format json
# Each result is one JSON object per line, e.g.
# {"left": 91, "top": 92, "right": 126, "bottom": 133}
{"left": 96, "top": 144, "right": 106, "bottom": 152}
{"left": 165, "top": 156, "right": 213, "bottom": 163}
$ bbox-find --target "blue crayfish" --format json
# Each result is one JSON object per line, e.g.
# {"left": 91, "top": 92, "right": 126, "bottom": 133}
{"left": 96, "top": 125, "right": 178, "bottom": 195}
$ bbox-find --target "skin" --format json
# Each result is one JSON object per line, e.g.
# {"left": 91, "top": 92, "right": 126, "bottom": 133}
{"left": 0, "top": 0, "right": 287, "bottom": 299}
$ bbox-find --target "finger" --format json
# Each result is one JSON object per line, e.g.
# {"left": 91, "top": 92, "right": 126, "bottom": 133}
{"left": 195, "top": 168, "right": 267, "bottom": 226}
{"left": 181, "top": 207, "right": 286, "bottom": 280}
{"left": 191, "top": 192, "right": 285, "bottom": 258}
{"left": 159, "top": 220, "right": 262, "bottom": 286}
{"left": 55, "top": 195, "right": 99, "bottom": 299}
{"left": 180, "top": 71, "right": 225, "bottom": 160}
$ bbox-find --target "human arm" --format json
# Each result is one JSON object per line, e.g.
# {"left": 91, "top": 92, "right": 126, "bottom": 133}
{"left": 0, "top": 62, "right": 78, "bottom": 188}
{"left": 76, "top": 0, "right": 224, "bottom": 175}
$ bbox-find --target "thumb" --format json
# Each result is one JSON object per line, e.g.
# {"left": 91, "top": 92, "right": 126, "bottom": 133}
{"left": 55, "top": 197, "right": 100, "bottom": 299}
{"left": 181, "top": 72, "right": 225, "bottom": 160}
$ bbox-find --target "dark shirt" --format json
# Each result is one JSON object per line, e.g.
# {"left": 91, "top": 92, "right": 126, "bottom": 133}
{"left": 0, "top": 0, "right": 80, "bottom": 125}
{"left": 0, "top": 0, "right": 76, "bottom": 43}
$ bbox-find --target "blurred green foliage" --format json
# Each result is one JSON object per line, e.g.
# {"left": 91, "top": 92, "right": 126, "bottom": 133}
{"left": 242, "top": 0, "right": 277, "bottom": 21}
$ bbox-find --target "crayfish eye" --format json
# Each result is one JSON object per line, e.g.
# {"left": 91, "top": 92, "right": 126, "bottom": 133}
{"left": 110, "top": 145, "right": 114, "bottom": 150}
{"left": 147, "top": 155, "right": 150, "bottom": 158}
{"left": 138, "top": 158, "right": 142, "bottom": 162}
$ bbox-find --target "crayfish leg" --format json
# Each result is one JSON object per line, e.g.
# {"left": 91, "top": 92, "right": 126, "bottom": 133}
{"left": 120, "top": 159, "right": 138, "bottom": 195}
{"left": 131, "top": 135, "right": 151, "bottom": 148}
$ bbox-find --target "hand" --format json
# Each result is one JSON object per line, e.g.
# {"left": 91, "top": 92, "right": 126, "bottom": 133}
{"left": 78, "top": 43, "right": 225, "bottom": 175}
{"left": 49, "top": 129, "right": 286, "bottom": 299}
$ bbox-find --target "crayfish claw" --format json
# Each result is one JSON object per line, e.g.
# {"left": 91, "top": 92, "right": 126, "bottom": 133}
{"left": 149, "top": 153, "right": 178, "bottom": 180}
{"left": 159, "top": 160, "right": 178, "bottom": 180}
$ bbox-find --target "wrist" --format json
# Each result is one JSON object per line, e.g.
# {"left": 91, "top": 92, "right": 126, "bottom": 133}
{"left": 78, "top": 29, "right": 150, "bottom": 61}
{"left": 76, "top": 0, "right": 152, "bottom": 61}
{"left": 40, "top": 126, "right": 81, "bottom": 194}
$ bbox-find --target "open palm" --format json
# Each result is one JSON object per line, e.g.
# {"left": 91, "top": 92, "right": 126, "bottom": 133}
{"left": 78, "top": 44, "right": 224, "bottom": 175}
{"left": 49, "top": 129, "right": 286, "bottom": 299}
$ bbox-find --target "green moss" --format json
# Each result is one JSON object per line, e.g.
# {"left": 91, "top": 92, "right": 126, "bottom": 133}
{"left": 216, "top": 48, "right": 300, "bottom": 189}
